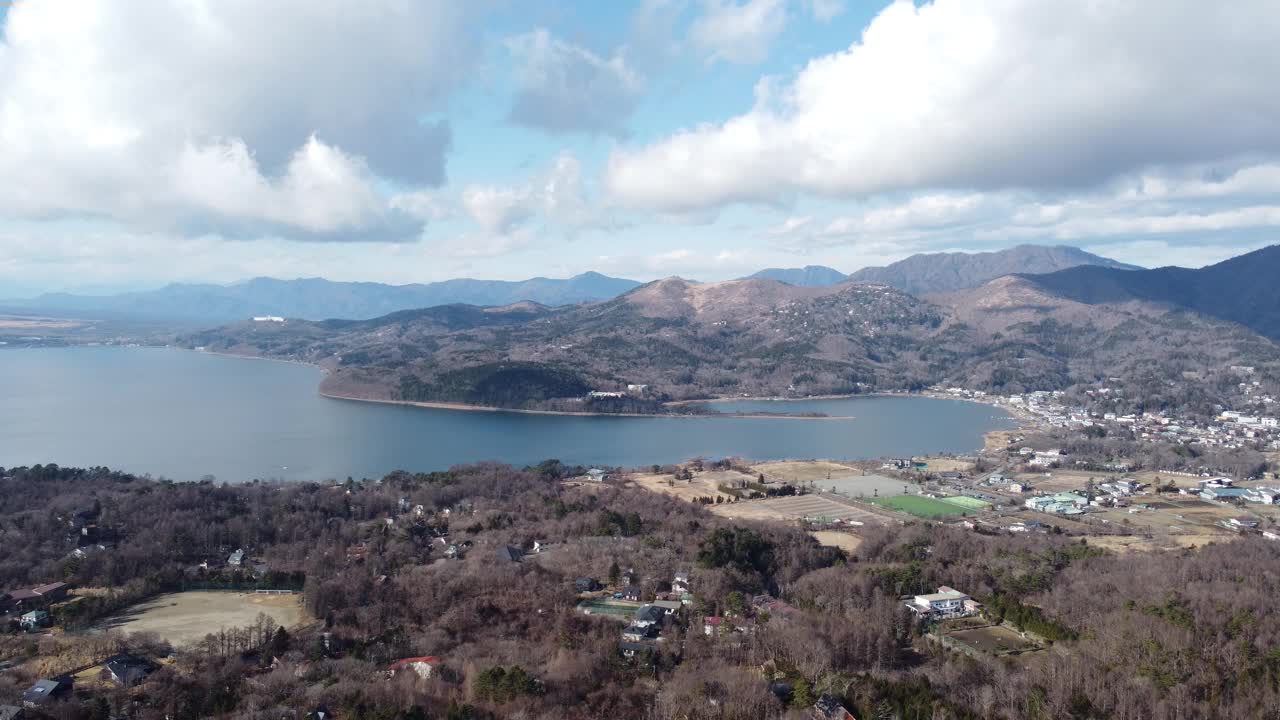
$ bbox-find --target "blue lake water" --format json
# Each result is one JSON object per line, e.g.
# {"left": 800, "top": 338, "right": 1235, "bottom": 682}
{"left": 0, "top": 347, "right": 1015, "bottom": 482}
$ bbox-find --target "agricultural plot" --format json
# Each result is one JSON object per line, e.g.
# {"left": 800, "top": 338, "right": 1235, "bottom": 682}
{"left": 871, "top": 495, "right": 973, "bottom": 518}
{"left": 709, "top": 494, "right": 890, "bottom": 526}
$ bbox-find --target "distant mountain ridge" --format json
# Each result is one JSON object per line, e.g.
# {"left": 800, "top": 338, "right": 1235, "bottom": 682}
{"left": 848, "top": 245, "right": 1141, "bottom": 295}
{"left": 8, "top": 272, "right": 642, "bottom": 322}
{"left": 1015, "top": 244, "right": 1280, "bottom": 340}
{"left": 747, "top": 265, "right": 848, "bottom": 287}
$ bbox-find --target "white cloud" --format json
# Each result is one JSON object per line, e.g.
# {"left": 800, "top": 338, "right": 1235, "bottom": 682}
{"left": 0, "top": 0, "right": 475, "bottom": 237}
{"left": 690, "top": 0, "right": 788, "bottom": 64}
{"left": 609, "top": 0, "right": 1280, "bottom": 212}
{"left": 460, "top": 153, "right": 607, "bottom": 237}
{"left": 506, "top": 29, "right": 645, "bottom": 136}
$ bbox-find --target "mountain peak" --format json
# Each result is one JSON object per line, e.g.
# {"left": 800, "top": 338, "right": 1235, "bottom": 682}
{"left": 848, "top": 244, "right": 1138, "bottom": 295}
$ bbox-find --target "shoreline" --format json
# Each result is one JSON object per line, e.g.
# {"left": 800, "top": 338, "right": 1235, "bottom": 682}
{"left": 319, "top": 390, "right": 858, "bottom": 421}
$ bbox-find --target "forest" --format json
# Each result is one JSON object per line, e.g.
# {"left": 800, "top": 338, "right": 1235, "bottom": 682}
{"left": 3, "top": 463, "right": 1280, "bottom": 719}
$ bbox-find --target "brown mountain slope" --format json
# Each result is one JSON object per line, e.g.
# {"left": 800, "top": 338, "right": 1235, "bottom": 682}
{"left": 183, "top": 270, "right": 1280, "bottom": 411}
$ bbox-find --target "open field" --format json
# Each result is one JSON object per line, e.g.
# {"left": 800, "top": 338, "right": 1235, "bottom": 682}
{"left": 822, "top": 474, "right": 907, "bottom": 498}
{"left": 871, "top": 495, "right": 972, "bottom": 518}
{"left": 918, "top": 457, "right": 976, "bottom": 473}
{"left": 937, "top": 495, "right": 992, "bottom": 511}
{"left": 630, "top": 471, "right": 746, "bottom": 502}
{"left": 709, "top": 495, "right": 891, "bottom": 526}
{"left": 810, "top": 530, "right": 863, "bottom": 553}
{"left": 98, "top": 591, "right": 306, "bottom": 647}
{"left": 753, "top": 461, "right": 863, "bottom": 484}
{"left": 947, "top": 624, "right": 1041, "bottom": 656}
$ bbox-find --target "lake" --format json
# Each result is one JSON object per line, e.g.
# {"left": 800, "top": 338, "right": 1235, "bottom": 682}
{"left": 0, "top": 347, "right": 1016, "bottom": 481}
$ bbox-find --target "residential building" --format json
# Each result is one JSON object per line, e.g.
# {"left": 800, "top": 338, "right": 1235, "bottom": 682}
{"left": 22, "top": 679, "right": 70, "bottom": 708}
{"left": 632, "top": 605, "right": 666, "bottom": 628}
{"left": 19, "top": 610, "right": 48, "bottom": 631}
{"left": 622, "top": 625, "right": 657, "bottom": 642}
{"left": 0, "top": 705, "right": 25, "bottom": 720}
{"left": 387, "top": 656, "right": 440, "bottom": 679}
{"left": 104, "top": 654, "right": 154, "bottom": 687}
{"left": 574, "top": 577, "right": 600, "bottom": 593}
{"left": 496, "top": 546, "right": 523, "bottom": 563}
{"left": 585, "top": 468, "right": 607, "bottom": 482}
{"left": 905, "top": 586, "right": 980, "bottom": 619}
{"left": 703, "top": 616, "right": 724, "bottom": 636}
{"left": 228, "top": 549, "right": 245, "bottom": 566}
{"left": 31, "top": 583, "right": 68, "bottom": 603}
{"left": 811, "top": 695, "right": 857, "bottom": 720}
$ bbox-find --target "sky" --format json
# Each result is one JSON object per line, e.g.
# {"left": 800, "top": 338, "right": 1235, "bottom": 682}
{"left": 1, "top": 0, "right": 1279, "bottom": 295}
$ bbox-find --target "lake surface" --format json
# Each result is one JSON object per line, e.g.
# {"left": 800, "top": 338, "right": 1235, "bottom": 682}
{"left": 0, "top": 347, "right": 1016, "bottom": 482}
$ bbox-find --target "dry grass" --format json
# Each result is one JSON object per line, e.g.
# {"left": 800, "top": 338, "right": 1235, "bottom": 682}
{"left": 918, "top": 457, "right": 976, "bottom": 473}
{"left": 630, "top": 471, "right": 744, "bottom": 502}
{"left": 810, "top": 530, "right": 863, "bottom": 553}
{"left": 0, "top": 316, "right": 85, "bottom": 330}
{"left": 98, "top": 591, "right": 307, "bottom": 648}
{"left": 752, "top": 461, "right": 861, "bottom": 484}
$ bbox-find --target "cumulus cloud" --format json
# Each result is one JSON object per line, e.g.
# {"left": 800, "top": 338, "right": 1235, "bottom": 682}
{"left": 609, "top": 0, "right": 1280, "bottom": 212}
{"left": 460, "top": 153, "right": 606, "bottom": 237}
{"left": 689, "top": 0, "right": 788, "bottom": 64}
{"left": 507, "top": 30, "right": 645, "bottom": 136}
{"left": 0, "top": 0, "right": 475, "bottom": 238}
{"left": 766, "top": 162, "right": 1280, "bottom": 253}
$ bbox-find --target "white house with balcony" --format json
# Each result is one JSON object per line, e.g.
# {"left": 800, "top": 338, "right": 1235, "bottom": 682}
{"left": 905, "top": 586, "right": 980, "bottom": 620}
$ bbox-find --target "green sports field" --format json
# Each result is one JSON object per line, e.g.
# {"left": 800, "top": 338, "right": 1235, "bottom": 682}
{"left": 937, "top": 495, "right": 992, "bottom": 511}
{"left": 871, "top": 495, "right": 973, "bottom": 518}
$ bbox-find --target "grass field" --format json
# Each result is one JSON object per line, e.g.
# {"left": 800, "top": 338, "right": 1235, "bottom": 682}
{"left": 872, "top": 495, "right": 972, "bottom": 518}
{"left": 937, "top": 495, "right": 992, "bottom": 511}
{"left": 98, "top": 591, "right": 306, "bottom": 647}
{"left": 577, "top": 599, "right": 643, "bottom": 618}
{"left": 947, "top": 625, "right": 1041, "bottom": 656}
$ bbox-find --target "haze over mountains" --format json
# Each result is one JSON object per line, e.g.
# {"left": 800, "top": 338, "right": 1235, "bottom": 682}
{"left": 5, "top": 272, "right": 641, "bottom": 323}
{"left": 8, "top": 244, "right": 1145, "bottom": 323}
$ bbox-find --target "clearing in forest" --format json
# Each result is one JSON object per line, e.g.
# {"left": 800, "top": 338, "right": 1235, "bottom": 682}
{"left": 97, "top": 591, "right": 306, "bottom": 647}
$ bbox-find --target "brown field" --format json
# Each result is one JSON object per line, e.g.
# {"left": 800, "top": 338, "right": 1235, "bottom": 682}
{"left": 753, "top": 461, "right": 862, "bottom": 484}
{"left": 1012, "top": 470, "right": 1104, "bottom": 494}
{"left": 709, "top": 495, "right": 891, "bottom": 526}
{"left": 810, "top": 530, "right": 863, "bottom": 552}
{"left": 630, "top": 471, "right": 748, "bottom": 502}
{"left": 98, "top": 592, "right": 307, "bottom": 647}
{"left": 947, "top": 624, "right": 1040, "bottom": 656}
{"left": 918, "top": 457, "right": 976, "bottom": 473}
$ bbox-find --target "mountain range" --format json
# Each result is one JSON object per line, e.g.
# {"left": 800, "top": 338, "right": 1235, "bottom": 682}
{"left": 183, "top": 245, "right": 1280, "bottom": 413}
{"left": 4, "top": 272, "right": 641, "bottom": 323}
{"left": 8, "top": 244, "right": 1140, "bottom": 323}
{"left": 846, "top": 244, "right": 1141, "bottom": 295}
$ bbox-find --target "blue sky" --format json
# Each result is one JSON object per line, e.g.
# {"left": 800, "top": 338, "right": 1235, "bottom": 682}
{"left": 0, "top": 0, "right": 1278, "bottom": 295}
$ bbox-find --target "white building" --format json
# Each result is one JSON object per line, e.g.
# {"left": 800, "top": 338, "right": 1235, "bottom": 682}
{"left": 905, "top": 586, "right": 979, "bottom": 619}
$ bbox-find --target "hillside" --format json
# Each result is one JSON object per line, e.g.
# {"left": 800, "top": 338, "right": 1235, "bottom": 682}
{"left": 9, "top": 272, "right": 641, "bottom": 322}
{"left": 849, "top": 244, "right": 1140, "bottom": 295}
{"left": 1016, "top": 244, "right": 1280, "bottom": 340}
{"left": 747, "top": 265, "right": 847, "bottom": 287}
{"left": 181, "top": 247, "right": 1280, "bottom": 411}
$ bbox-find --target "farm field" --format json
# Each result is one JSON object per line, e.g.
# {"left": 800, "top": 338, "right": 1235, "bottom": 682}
{"left": 97, "top": 591, "right": 306, "bottom": 647}
{"left": 753, "top": 461, "right": 862, "bottom": 484}
{"left": 871, "top": 495, "right": 972, "bottom": 518}
{"left": 709, "top": 494, "right": 891, "bottom": 526}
